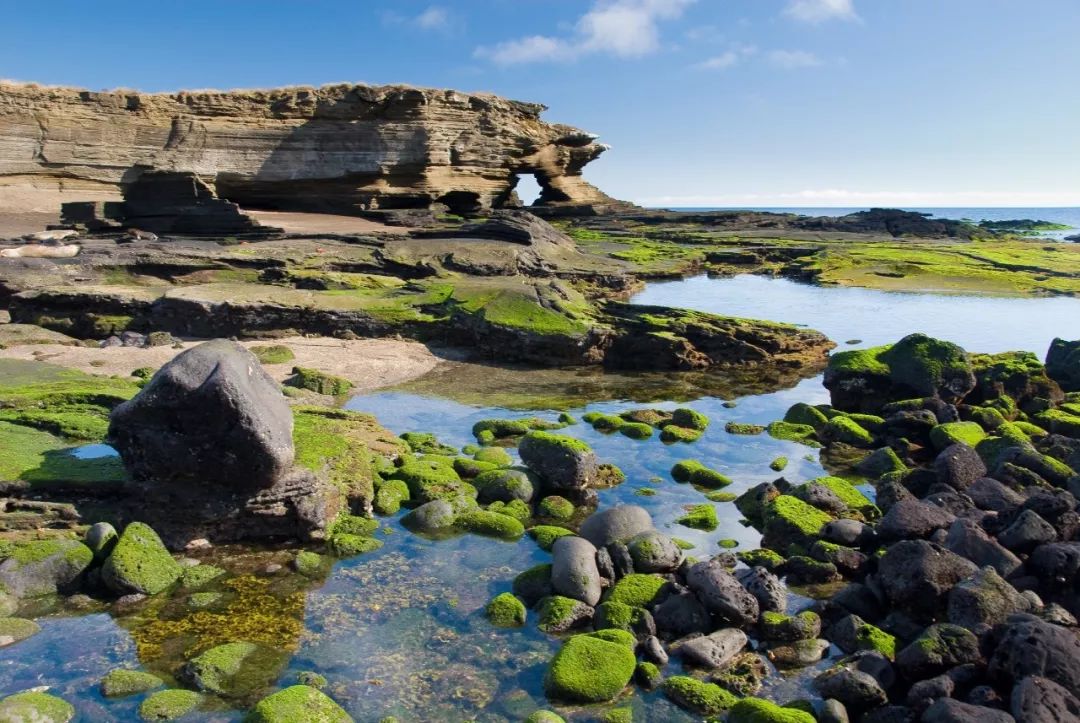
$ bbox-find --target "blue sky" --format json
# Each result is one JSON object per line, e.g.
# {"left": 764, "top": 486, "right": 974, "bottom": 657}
{"left": 3, "top": 0, "right": 1079, "bottom": 207}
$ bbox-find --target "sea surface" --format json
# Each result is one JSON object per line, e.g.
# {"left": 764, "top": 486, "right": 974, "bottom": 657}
{"left": 667, "top": 206, "right": 1080, "bottom": 241}
{"left": 4, "top": 275, "right": 1080, "bottom": 720}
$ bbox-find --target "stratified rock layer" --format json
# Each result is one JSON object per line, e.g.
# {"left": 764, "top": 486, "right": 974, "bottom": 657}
{"left": 0, "top": 81, "right": 620, "bottom": 215}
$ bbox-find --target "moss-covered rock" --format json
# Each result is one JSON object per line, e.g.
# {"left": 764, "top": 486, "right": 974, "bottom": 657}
{"left": 538, "top": 495, "right": 575, "bottom": 520}
{"left": 660, "top": 425, "right": 703, "bottom": 443}
{"left": 929, "top": 421, "right": 988, "bottom": 450}
{"left": 139, "top": 689, "right": 201, "bottom": 721}
{"left": 328, "top": 534, "right": 383, "bottom": 557}
{"left": 737, "top": 548, "right": 785, "bottom": 571}
{"left": 606, "top": 573, "right": 667, "bottom": 607}
{"left": 767, "top": 421, "right": 821, "bottom": 447}
{"left": 662, "top": 676, "right": 738, "bottom": 716}
{"left": 292, "top": 551, "right": 327, "bottom": 578}
{"left": 101, "top": 521, "right": 182, "bottom": 596}
{"left": 672, "top": 408, "right": 710, "bottom": 431}
{"left": 488, "top": 498, "right": 532, "bottom": 522}
{"left": 473, "top": 446, "right": 512, "bottom": 466}
{"left": 671, "top": 459, "right": 705, "bottom": 483}
{"left": 101, "top": 668, "right": 164, "bottom": 697}
{"left": 761, "top": 496, "right": 832, "bottom": 551}
{"left": 537, "top": 595, "right": 593, "bottom": 634}
{"left": 373, "top": 479, "right": 410, "bottom": 515}
{"left": 677, "top": 504, "right": 718, "bottom": 531}
{"left": 456, "top": 510, "right": 525, "bottom": 540}
{"left": 399, "top": 432, "right": 456, "bottom": 456}
{"left": 822, "top": 416, "right": 875, "bottom": 447}
{"left": 1034, "top": 408, "right": 1080, "bottom": 438}
{"left": 392, "top": 457, "right": 474, "bottom": 504}
{"left": 809, "top": 476, "right": 880, "bottom": 519}
{"left": 286, "top": 367, "right": 353, "bottom": 396}
{"left": 525, "top": 711, "right": 566, "bottom": 723}
{"left": 0, "top": 538, "right": 94, "bottom": 598}
{"left": 517, "top": 431, "right": 598, "bottom": 490}
{"left": 544, "top": 634, "right": 636, "bottom": 703}
{"left": 728, "top": 698, "right": 816, "bottom": 723}
{"left": 179, "top": 564, "right": 226, "bottom": 590}
{"left": 472, "top": 468, "right": 535, "bottom": 504}
{"left": 726, "top": 422, "right": 765, "bottom": 435}
{"left": 769, "top": 457, "right": 789, "bottom": 472}
{"left": 485, "top": 592, "right": 527, "bottom": 627}
{"left": 619, "top": 422, "right": 654, "bottom": 439}
{"left": 759, "top": 611, "right": 821, "bottom": 642}
{"left": 529, "top": 525, "right": 574, "bottom": 551}
{"left": 245, "top": 685, "right": 353, "bottom": 723}
{"left": 250, "top": 345, "right": 295, "bottom": 365}
{"left": 0, "top": 691, "right": 74, "bottom": 722}
{"left": 784, "top": 403, "right": 830, "bottom": 431}
{"left": 182, "top": 641, "right": 287, "bottom": 697}
{"left": 513, "top": 563, "right": 553, "bottom": 607}
{"left": 0, "top": 617, "right": 40, "bottom": 646}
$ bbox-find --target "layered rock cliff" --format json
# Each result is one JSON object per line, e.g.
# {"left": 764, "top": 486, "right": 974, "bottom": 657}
{"left": 0, "top": 81, "right": 621, "bottom": 215}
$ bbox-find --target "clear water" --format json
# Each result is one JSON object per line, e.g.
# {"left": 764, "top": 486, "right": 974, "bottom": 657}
{"left": 5, "top": 276, "right": 1079, "bottom": 720}
{"left": 668, "top": 206, "right": 1080, "bottom": 241}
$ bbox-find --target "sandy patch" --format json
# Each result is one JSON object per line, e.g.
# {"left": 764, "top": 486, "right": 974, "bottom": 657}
{"left": 247, "top": 210, "right": 409, "bottom": 236}
{"left": 0, "top": 336, "right": 447, "bottom": 392}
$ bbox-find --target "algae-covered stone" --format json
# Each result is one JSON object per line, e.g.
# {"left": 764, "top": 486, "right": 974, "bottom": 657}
{"left": 677, "top": 504, "right": 718, "bottom": 531}
{"left": 139, "top": 689, "right": 201, "bottom": 721}
{"left": 662, "top": 676, "right": 738, "bottom": 716}
{"left": 250, "top": 345, "right": 295, "bottom": 365}
{"left": 180, "top": 564, "right": 226, "bottom": 590}
{"left": 329, "top": 515, "right": 379, "bottom": 537}
{"left": 101, "top": 668, "right": 164, "bottom": 697}
{"left": 474, "top": 446, "right": 513, "bottom": 466}
{"left": 488, "top": 498, "right": 531, "bottom": 522}
{"left": 399, "top": 432, "right": 456, "bottom": 456}
{"left": 0, "top": 538, "right": 93, "bottom": 598}
{"left": 671, "top": 459, "right": 706, "bottom": 483}
{"left": 930, "top": 421, "right": 988, "bottom": 450}
{"left": 761, "top": 495, "right": 832, "bottom": 551}
{"left": 728, "top": 698, "right": 816, "bottom": 723}
{"left": 544, "top": 634, "right": 636, "bottom": 703}
{"left": 518, "top": 431, "right": 599, "bottom": 490}
{"left": 538, "top": 495, "right": 575, "bottom": 520}
{"left": 620, "top": 422, "right": 654, "bottom": 439}
{"left": 245, "top": 685, "right": 353, "bottom": 723}
{"left": 767, "top": 421, "right": 821, "bottom": 447}
{"left": 287, "top": 367, "right": 353, "bottom": 396}
{"left": 809, "top": 476, "right": 879, "bottom": 519}
{"left": 822, "top": 416, "right": 874, "bottom": 447}
{"left": 529, "top": 525, "right": 574, "bottom": 551}
{"left": 181, "top": 641, "right": 288, "bottom": 697}
{"left": 373, "top": 479, "right": 410, "bottom": 516}
{"left": 770, "top": 456, "right": 789, "bottom": 472}
{"left": 485, "top": 592, "right": 527, "bottom": 627}
{"left": 0, "top": 691, "right": 74, "bottom": 722}
{"left": 537, "top": 595, "right": 594, "bottom": 633}
{"left": 457, "top": 510, "right": 525, "bottom": 540}
{"left": 726, "top": 422, "right": 765, "bottom": 435}
{"left": 513, "top": 563, "right": 553, "bottom": 607}
{"left": 607, "top": 573, "right": 668, "bottom": 608}
{"left": 472, "top": 468, "right": 535, "bottom": 504}
{"left": 0, "top": 617, "right": 40, "bottom": 647}
{"left": 328, "top": 534, "right": 383, "bottom": 557}
{"left": 392, "top": 457, "right": 473, "bottom": 504}
{"left": 737, "top": 548, "right": 785, "bottom": 571}
{"left": 102, "top": 522, "right": 182, "bottom": 596}
{"left": 1046, "top": 337, "right": 1080, "bottom": 392}
{"left": 401, "top": 499, "right": 458, "bottom": 534}
{"left": 525, "top": 711, "right": 566, "bottom": 723}
{"left": 672, "top": 408, "right": 710, "bottom": 431}
{"left": 784, "top": 403, "right": 830, "bottom": 431}
{"left": 660, "top": 425, "right": 703, "bottom": 443}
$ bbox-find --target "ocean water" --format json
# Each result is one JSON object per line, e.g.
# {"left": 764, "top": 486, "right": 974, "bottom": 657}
{"left": 667, "top": 206, "right": 1080, "bottom": 241}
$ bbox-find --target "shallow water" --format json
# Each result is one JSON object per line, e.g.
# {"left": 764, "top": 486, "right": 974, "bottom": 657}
{"left": 5, "top": 275, "right": 1079, "bottom": 720}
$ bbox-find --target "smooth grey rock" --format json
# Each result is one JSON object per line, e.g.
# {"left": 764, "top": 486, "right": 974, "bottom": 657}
{"left": 675, "top": 628, "right": 747, "bottom": 669}
{"left": 579, "top": 505, "right": 653, "bottom": 547}
{"left": 642, "top": 635, "right": 669, "bottom": 665}
{"left": 402, "top": 499, "right": 456, "bottom": 533}
{"left": 85, "top": 522, "right": 118, "bottom": 561}
{"left": 823, "top": 518, "right": 872, "bottom": 546}
{"left": 653, "top": 589, "right": 711, "bottom": 638}
{"left": 814, "top": 666, "right": 888, "bottom": 711}
{"left": 517, "top": 431, "right": 599, "bottom": 490}
{"left": 627, "top": 531, "right": 682, "bottom": 573}
{"left": 551, "top": 536, "right": 601, "bottom": 606}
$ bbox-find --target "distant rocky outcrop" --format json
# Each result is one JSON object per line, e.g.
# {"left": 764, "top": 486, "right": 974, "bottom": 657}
{"left": 108, "top": 339, "right": 341, "bottom": 545}
{"left": 0, "top": 81, "right": 621, "bottom": 216}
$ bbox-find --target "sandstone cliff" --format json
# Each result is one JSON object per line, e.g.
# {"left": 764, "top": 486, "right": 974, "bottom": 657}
{"left": 0, "top": 81, "right": 621, "bottom": 215}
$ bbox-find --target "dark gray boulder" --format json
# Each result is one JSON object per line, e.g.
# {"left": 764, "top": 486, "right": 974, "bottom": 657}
{"left": 517, "top": 431, "right": 599, "bottom": 490}
{"left": 1027, "top": 541, "right": 1080, "bottom": 588}
{"left": 579, "top": 505, "right": 653, "bottom": 547}
{"left": 996, "top": 509, "right": 1057, "bottom": 554}
{"left": 653, "top": 588, "right": 711, "bottom": 638}
{"left": 814, "top": 665, "right": 888, "bottom": 711}
{"left": 876, "top": 540, "right": 978, "bottom": 620}
{"left": 878, "top": 499, "right": 955, "bottom": 540}
{"left": 948, "top": 566, "right": 1030, "bottom": 629}
{"left": 551, "top": 536, "right": 601, "bottom": 606}
{"left": 109, "top": 339, "right": 294, "bottom": 489}
{"left": 988, "top": 614, "right": 1080, "bottom": 697}
{"left": 944, "top": 519, "right": 1022, "bottom": 577}
{"left": 1010, "top": 676, "right": 1080, "bottom": 723}
{"left": 823, "top": 518, "right": 872, "bottom": 546}
{"left": 685, "top": 558, "right": 759, "bottom": 626}
{"left": 921, "top": 698, "right": 1015, "bottom": 723}
{"left": 934, "top": 444, "right": 986, "bottom": 491}
{"left": 736, "top": 566, "right": 787, "bottom": 613}
{"left": 966, "top": 477, "right": 1024, "bottom": 513}
{"left": 1046, "top": 338, "right": 1080, "bottom": 392}
{"left": 896, "top": 624, "right": 981, "bottom": 679}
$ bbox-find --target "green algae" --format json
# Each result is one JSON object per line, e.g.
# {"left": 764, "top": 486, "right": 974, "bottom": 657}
{"left": 399, "top": 432, "right": 456, "bottom": 456}
{"left": 537, "top": 595, "right": 589, "bottom": 633}
{"left": 180, "top": 564, "right": 226, "bottom": 590}
{"left": 473, "top": 446, "right": 512, "bottom": 466}
{"left": 767, "top": 421, "right": 822, "bottom": 447}
{"left": 528, "top": 525, "right": 574, "bottom": 551}
{"left": 485, "top": 592, "right": 526, "bottom": 627}
{"left": 139, "top": 689, "right": 201, "bottom": 720}
{"left": 245, "top": 685, "right": 353, "bottom": 723}
{"left": 373, "top": 479, "right": 410, "bottom": 516}
{"left": 671, "top": 459, "right": 706, "bottom": 482}
{"left": 783, "top": 403, "right": 830, "bottom": 431}
{"left": 183, "top": 640, "right": 287, "bottom": 697}
{"left": 677, "top": 503, "right": 719, "bottom": 531}
{"left": 854, "top": 621, "right": 897, "bottom": 659}
{"left": 102, "top": 522, "right": 181, "bottom": 595}
{"left": 929, "top": 421, "right": 988, "bottom": 449}
{"left": 726, "top": 422, "right": 765, "bottom": 435}
{"left": 810, "top": 476, "right": 880, "bottom": 519}
{"left": 101, "top": 668, "right": 164, "bottom": 697}
{"left": 538, "top": 495, "right": 575, "bottom": 520}
{"left": 328, "top": 534, "right": 384, "bottom": 557}
{"left": 728, "top": 697, "right": 816, "bottom": 723}
{"left": 659, "top": 424, "right": 704, "bottom": 443}
{"left": 619, "top": 421, "right": 654, "bottom": 439}
{"left": 292, "top": 551, "right": 326, "bottom": 578}
{"left": 286, "top": 367, "right": 354, "bottom": 396}
{"left": 737, "top": 548, "right": 785, "bottom": 570}
{"left": 544, "top": 634, "right": 636, "bottom": 703}
{"left": 456, "top": 510, "right": 525, "bottom": 540}
{"left": 762, "top": 495, "right": 832, "bottom": 550}
{"left": 672, "top": 408, "right": 710, "bottom": 430}
{"left": 606, "top": 573, "right": 667, "bottom": 607}
{"left": 823, "top": 416, "right": 875, "bottom": 447}
{"left": 662, "top": 676, "right": 738, "bottom": 715}
{"left": 0, "top": 691, "right": 75, "bottom": 722}
{"left": 250, "top": 345, "right": 295, "bottom": 365}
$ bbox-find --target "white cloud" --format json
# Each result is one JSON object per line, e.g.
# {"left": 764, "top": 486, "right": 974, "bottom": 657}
{"left": 475, "top": 0, "right": 695, "bottom": 65}
{"left": 637, "top": 189, "right": 1080, "bottom": 208}
{"left": 785, "top": 0, "right": 858, "bottom": 23}
{"left": 414, "top": 6, "right": 449, "bottom": 31}
{"left": 695, "top": 51, "right": 740, "bottom": 70}
{"left": 768, "top": 49, "right": 823, "bottom": 68}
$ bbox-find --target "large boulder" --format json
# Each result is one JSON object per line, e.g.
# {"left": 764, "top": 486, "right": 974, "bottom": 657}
{"left": 107, "top": 340, "right": 341, "bottom": 544}
{"left": 875, "top": 540, "right": 978, "bottom": 620}
{"left": 685, "top": 558, "right": 759, "bottom": 626}
{"left": 1010, "top": 676, "right": 1080, "bottom": 723}
{"left": 1046, "top": 338, "right": 1080, "bottom": 392}
{"left": 109, "top": 339, "right": 294, "bottom": 489}
{"left": 947, "top": 566, "right": 1029, "bottom": 629}
{"left": 517, "top": 432, "right": 599, "bottom": 490}
{"left": 579, "top": 505, "right": 653, "bottom": 547}
{"left": 988, "top": 615, "right": 1080, "bottom": 697}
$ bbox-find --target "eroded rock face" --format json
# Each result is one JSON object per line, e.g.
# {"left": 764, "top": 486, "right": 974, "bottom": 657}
{"left": 0, "top": 81, "right": 620, "bottom": 215}
{"left": 108, "top": 339, "right": 341, "bottom": 545}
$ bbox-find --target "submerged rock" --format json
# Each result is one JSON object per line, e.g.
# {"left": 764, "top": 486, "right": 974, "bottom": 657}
{"left": 0, "top": 691, "right": 74, "bottom": 722}
{"left": 0, "top": 538, "right": 92, "bottom": 598}
{"left": 101, "top": 522, "right": 182, "bottom": 596}
{"left": 246, "top": 685, "right": 353, "bottom": 722}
